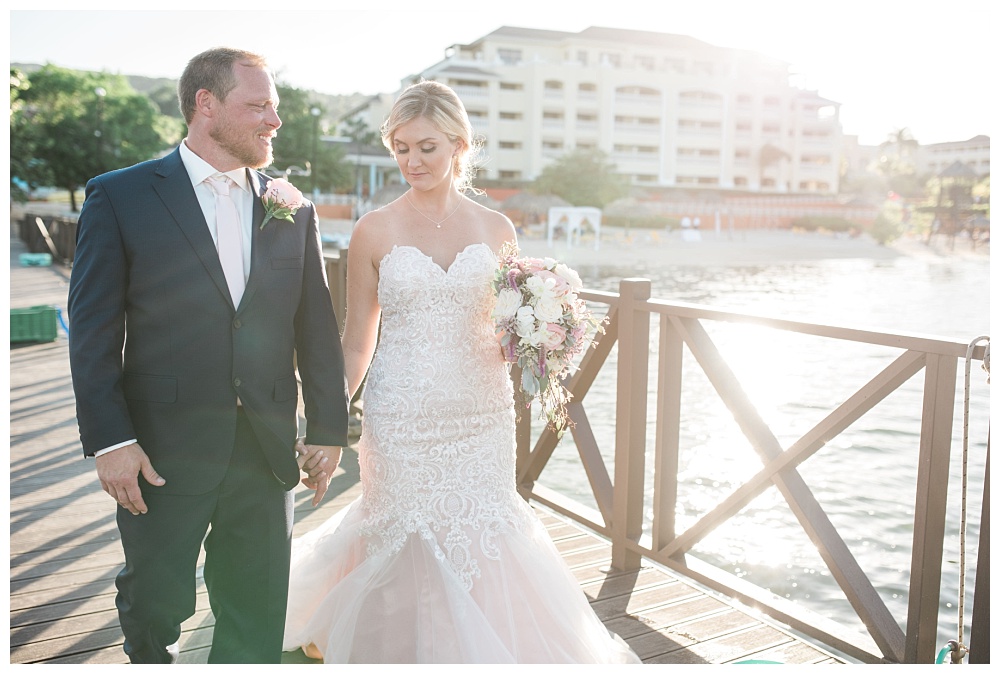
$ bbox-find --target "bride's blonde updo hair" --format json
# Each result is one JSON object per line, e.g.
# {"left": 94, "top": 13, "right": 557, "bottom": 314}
{"left": 381, "top": 80, "right": 482, "bottom": 193}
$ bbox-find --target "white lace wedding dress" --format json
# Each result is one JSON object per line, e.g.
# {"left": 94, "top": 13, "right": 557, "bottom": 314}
{"left": 282, "top": 243, "right": 640, "bottom": 663}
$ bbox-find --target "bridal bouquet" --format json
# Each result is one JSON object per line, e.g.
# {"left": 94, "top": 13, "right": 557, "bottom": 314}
{"left": 491, "top": 242, "right": 606, "bottom": 436}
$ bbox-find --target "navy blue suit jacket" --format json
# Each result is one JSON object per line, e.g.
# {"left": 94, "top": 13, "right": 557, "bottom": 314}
{"left": 68, "top": 147, "right": 349, "bottom": 493}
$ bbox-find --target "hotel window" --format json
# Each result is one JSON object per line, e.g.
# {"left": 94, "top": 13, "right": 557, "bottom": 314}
{"left": 577, "top": 112, "right": 598, "bottom": 124}
{"left": 544, "top": 80, "right": 564, "bottom": 92}
{"left": 664, "top": 58, "right": 685, "bottom": 73}
{"left": 577, "top": 51, "right": 588, "bottom": 66}
{"left": 500, "top": 82, "right": 524, "bottom": 91}
{"left": 636, "top": 55, "right": 656, "bottom": 70}
{"left": 499, "top": 170, "right": 522, "bottom": 179}
{"left": 576, "top": 141, "right": 596, "bottom": 151}
{"left": 499, "top": 111, "right": 523, "bottom": 120}
{"left": 737, "top": 94, "right": 753, "bottom": 106}
{"left": 601, "top": 52, "right": 621, "bottom": 67}
{"left": 692, "top": 61, "right": 715, "bottom": 75}
{"left": 453, "top": 79, "right": 486, "bottom": 90}
{"left": 498, "top": 48, "right": 522, "bottom": 65}
{"left": 764, "top": 96, "right": 781, "bottom": 108}
{"left": 499, "top": 141, "right": 522, "bottom": 150}
{"left": 679, "top": 90, "right": 722, "bottom": 104}
{"left": 734, "top": 176, "right": 748, "bottom": 186}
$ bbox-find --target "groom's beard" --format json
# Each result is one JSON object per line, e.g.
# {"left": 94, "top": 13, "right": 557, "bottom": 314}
{"left": 210, "top": 121, "right": 275, "bottom": 170}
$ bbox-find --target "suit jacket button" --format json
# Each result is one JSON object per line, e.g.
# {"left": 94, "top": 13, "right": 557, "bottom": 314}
{"left": 234, "top": 378, "right": 242, "bottom": 388}
{"left": 233, "top": 319, "right": 242, "bottom": 329}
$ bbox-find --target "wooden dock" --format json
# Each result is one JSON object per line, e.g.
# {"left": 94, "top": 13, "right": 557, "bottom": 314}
{"left": 8, "top": 237, "right": 844, "bottom": 664}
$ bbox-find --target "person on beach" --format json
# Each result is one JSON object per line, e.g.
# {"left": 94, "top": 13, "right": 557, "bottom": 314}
{"left": 280, "top": 80, "right": 640, "bottom": 664}
{"left": 67, "top": 47, "right": 349, "bottom": 663}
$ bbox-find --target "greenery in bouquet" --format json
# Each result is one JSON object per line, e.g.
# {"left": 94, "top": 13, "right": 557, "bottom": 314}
{"left": 491, "top": 242, "right": 607, "bottom": 436}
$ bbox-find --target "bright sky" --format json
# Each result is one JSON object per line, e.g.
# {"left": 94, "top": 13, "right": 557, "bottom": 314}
{"left": 7, "top": 1, "right": 997, "bottom": 146}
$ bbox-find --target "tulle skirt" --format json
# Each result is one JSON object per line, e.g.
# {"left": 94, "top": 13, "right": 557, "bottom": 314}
{"left": 282, "top": 498, "right": 640, "bottom": 664}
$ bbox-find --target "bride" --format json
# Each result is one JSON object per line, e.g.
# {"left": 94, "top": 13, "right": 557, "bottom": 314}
{"left": 282, "top": 80, "right": 640, "bottom": 664}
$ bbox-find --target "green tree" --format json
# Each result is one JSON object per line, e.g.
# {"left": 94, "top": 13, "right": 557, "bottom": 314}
{"left": 13, "top": 65, "right": 178, "bottom": 211}
{"left": 271, "top": 83, "right": 351, "bottom": 195}
{"left": 875, "top": 127, "right": 923, "bottom": 196}
{"left": 145, "top": 82, "right": 184, "bottom": 119}
{"left": 10, "top": 67, "right": 51, "bottom": 201}
{"left": 533, "top": 149, "right": 628, "bottom": 208}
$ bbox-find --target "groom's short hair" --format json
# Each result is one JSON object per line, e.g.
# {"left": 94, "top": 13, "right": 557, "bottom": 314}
{"left": 178, "top": 47, "right": 271, "bottom": 124}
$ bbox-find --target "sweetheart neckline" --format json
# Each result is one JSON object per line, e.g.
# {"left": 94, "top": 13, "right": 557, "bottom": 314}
{"left": 379, "top": 242, "right": 497, "bottom": 275}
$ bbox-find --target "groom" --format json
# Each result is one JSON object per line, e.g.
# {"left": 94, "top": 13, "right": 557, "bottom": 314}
{"left": 68, "top": 48, "right": 349, "bottom": 663}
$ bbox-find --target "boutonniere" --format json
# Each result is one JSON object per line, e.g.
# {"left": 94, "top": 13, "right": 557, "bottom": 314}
{"left": 260, "top": 178, "right": 305, "bottom": 229}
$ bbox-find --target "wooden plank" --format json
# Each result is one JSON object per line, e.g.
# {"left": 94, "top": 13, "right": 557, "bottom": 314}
{"left": 645, "top": 624, "right": 793, "bottom": 664}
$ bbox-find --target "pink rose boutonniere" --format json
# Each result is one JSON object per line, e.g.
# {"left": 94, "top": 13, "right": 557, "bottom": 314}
{"left": 260, "top": 178, "right": 305, "bottom": 229}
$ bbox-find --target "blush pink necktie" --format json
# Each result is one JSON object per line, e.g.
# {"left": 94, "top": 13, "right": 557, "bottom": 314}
{"left": 206, "top": 176, "right": 246, "bottom": 307}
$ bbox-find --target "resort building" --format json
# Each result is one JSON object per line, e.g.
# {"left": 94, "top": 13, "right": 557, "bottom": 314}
{"left": 342, "top": 26, "right": 845, "bottom": 195}
{"left": 915, "top": 135, "right": 991, "bottom": 177}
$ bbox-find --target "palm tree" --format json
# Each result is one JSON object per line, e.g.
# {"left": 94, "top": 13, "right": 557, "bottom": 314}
{"left": 877, "top": 127, "right": 919, "bottom": 176}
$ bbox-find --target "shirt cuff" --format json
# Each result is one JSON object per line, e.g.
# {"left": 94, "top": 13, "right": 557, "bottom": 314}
{"left": 93, "top": 439, "right": 137, "bottom": 457}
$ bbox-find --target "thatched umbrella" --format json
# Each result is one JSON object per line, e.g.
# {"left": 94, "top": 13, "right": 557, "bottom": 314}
{"left": 500, "top": 192, "right": 571, "bottom": 227}
{"left": 468, "top": 190, "right": 502, "bottom": 210}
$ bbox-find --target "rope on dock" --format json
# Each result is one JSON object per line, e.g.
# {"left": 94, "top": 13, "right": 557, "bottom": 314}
{"left": 943, "top": 335, "right": 990, "bottom": 664}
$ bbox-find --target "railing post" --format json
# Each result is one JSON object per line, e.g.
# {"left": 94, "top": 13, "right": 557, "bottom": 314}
{"left": 969, "top": 441, "right": 989, "bottom": 663}
{"left": 611, "top": 278, "right": 651, "bottom": 571}
{"left": 905, "top": 353, "right": 958, "bottom": 662}
{"left": 325, "top": 248, "right": 349, "bottom": 335}
{"left": 653, "top": 314, "right": 683, "bottom": 552}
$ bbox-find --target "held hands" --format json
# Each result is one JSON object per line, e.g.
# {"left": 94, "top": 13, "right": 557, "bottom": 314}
{"left": 95, "top": 442, "right": 166, "bottom": 515}
{"left": 296, "top": 439, "right": 342, "bottom": 507}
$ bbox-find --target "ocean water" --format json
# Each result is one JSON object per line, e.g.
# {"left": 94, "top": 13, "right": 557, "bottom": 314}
{"left": 532, "top": 251, "right": 990, "bottom": 660}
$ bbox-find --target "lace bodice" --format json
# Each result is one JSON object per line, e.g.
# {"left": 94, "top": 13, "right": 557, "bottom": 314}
{"left": 357, "top": 243, "right": 534, "bottom": 590}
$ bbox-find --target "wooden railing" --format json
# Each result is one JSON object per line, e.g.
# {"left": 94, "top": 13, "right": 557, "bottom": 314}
{"left": 512, "top": 278, "right": 988, "bottom": 664}
{"left": 320, "top": 253, "right": 992, "bottom": 663}
{"left": 18, "top": 214, "right": 78, "bottom": 265}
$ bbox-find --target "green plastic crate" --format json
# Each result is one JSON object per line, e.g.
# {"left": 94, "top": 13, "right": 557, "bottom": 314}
{"left": 19, "top": 253, "right": 53, "bottom": 267}
{"left": 10, "top": 305, "right": 58, "bottom": 343}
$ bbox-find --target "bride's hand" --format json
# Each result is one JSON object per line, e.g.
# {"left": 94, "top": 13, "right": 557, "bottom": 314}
{"left": 296, "top": 440, "right": 342, "bottom": 506}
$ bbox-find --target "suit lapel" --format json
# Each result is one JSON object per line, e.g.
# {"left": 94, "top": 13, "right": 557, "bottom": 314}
{"left": 152, "top": 149, "right": 235, "bottom": 310}
{"left": 239, "top": 170, "right": 276, "bottom": 310}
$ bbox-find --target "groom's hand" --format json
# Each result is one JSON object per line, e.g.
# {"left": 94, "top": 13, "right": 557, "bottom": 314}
{"left": 95, "top": 442, "right": 166, "bottom": 515}
{"left": 296, "top": 440, "right": 342, "bottom": 506}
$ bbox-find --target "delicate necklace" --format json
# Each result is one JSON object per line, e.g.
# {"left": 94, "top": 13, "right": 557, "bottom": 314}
{"left": 404, "top": 192, "right": 463, "bottom": 229}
